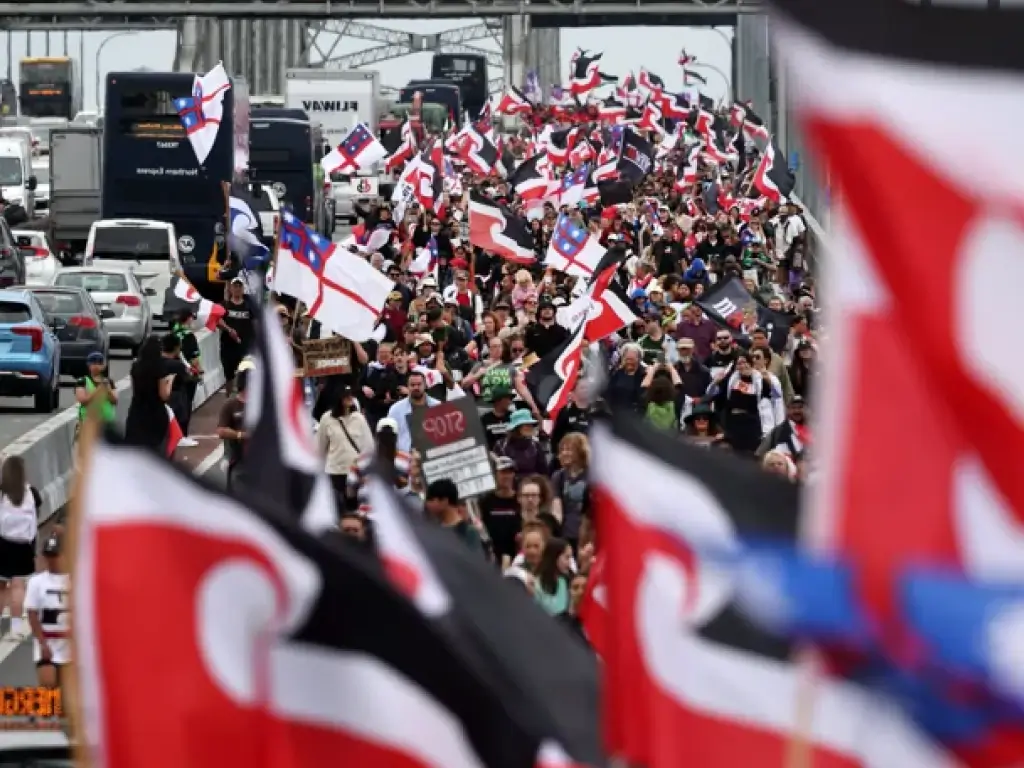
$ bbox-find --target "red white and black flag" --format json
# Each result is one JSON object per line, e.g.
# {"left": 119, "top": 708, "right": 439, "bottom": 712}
{"left": 468, "top": 190, "right": 537, "bottom": 265}
{"left": 769, "top": 3, "right": 1024, "bottom": 760}
{"left": 496, "top": 85, "right": 533, "bottom": 116}
{"left": 72, "top": 436, "right": 606, "bottom": 768}
{"left": 525, "top": 320, "right": 587, "bottom": 421}
{"left": 507, "top": 152, "right": 551, "bottom": 201}
{"left": 366, "top": 474, "right": 605, "bottom": 768}
{"left": 751, "top": 141, "right": 795, "bottom": 202}
{"left": 242, "top": 302, "right": 338, "bottom": 532}
{"left": 588, "top": 414, "right": 949, "bottom": 768}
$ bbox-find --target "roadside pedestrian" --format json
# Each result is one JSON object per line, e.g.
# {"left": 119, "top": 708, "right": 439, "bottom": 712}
{"left": 0, "top": 456, "right": 42, "bottom": 639}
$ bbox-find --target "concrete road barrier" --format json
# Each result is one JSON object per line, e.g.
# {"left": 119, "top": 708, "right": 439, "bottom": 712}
{"left": 0, "top": 329, "right": 225, "bottom": 525}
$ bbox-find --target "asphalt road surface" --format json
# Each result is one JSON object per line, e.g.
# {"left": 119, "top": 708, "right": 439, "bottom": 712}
{"left": 0, "top": 352, "right": 134, "bottom": 450}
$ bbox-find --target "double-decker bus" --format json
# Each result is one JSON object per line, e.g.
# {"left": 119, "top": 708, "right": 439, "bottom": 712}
{"left": 249, "top": 107, "right": 329, "bottom": 236}
{"left": 430, "top": 53, "right": 489, "bottom": 119}
{"left": 102, "top": 71, "right": 237, "bottom": 296}
{"left": 19, "top": 57, "right": 80, "bottom": 120}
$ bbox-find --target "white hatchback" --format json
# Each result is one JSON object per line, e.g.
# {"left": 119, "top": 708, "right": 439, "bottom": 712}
{"left": 12, "top": 230, "right": 60, "bottom": 286}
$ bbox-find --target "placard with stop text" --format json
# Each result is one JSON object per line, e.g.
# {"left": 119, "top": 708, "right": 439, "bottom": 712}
{"left": 409, "top": 398, "right": 496, "bottom": 499}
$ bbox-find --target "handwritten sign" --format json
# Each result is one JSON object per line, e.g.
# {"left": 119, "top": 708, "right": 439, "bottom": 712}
{"left": 301, "top": 338, "right": 351, "bottom": 378}
{"left": 409, "top": 399, "right": 495, "bottom": 499}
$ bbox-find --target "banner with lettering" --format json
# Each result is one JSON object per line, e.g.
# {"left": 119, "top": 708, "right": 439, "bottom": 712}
{"left": 696, "top": 276, "right": 792, "bottom": 352}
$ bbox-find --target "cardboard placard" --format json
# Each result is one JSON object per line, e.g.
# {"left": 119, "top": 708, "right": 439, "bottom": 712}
{"left": 301, "top": 338, "right": 351, "bottom": 378}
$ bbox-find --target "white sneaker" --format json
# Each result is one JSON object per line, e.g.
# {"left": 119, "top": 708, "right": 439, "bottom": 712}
{"left": 177, "top": 437, "right": 199, "bottom": 448}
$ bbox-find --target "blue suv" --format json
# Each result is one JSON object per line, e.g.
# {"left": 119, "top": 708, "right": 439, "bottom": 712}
{"left": 0, "top": 289, "right": 61, "bottom": 413}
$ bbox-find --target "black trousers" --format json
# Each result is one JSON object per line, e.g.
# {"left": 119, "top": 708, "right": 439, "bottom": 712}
{"left": 181, "top": 382, "right": 198, "bottom": 436}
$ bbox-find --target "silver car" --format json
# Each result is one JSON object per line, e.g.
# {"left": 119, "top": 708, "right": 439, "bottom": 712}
{"left": 50, "top": 266, "right": 152, "bottom": 354}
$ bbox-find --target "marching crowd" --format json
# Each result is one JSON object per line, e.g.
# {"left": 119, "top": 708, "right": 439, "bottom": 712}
{"left": 0, "top": 100, "right": 818, "bottom": 687}
{"left": 209, "top": 101, "right": 820, "bottom": 632}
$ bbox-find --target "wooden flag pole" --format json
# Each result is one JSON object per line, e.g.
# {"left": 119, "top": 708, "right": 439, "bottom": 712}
{"left": 64, "top": 388, "right": 107, "bottom": 768}
{"left": 783, "top": 646, "right": 821, "bottom": 768}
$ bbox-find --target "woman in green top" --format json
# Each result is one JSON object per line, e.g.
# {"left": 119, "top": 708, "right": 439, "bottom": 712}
{"left": 75, "top": 351, "right": 118, "bottom": 424}
{"left": 533, "top": 537, "right": 573, "bottom": 616}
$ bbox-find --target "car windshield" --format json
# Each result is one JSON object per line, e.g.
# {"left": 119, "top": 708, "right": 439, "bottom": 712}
{"left": 54, "top": 272, "right": 128, "bottom": 293}
{"left": 30, "top": 291, "right": 84, "bottom": 316}
{"left": 0, "top": 157, "right": 22, "bottom": 186}
{"left": 91, "top": 228, "right": 170, "bottom": 261}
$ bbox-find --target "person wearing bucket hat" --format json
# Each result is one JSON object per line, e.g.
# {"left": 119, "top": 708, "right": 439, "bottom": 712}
{"left": 493, "top": 408, "right": 546, "bottom": 477}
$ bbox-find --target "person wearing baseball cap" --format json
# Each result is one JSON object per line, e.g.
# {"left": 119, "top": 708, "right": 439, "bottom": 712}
{"left": 24, "top": 533, "right": 70, "bottom": 688}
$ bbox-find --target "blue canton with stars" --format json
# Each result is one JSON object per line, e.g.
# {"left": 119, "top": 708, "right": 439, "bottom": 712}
{"left": 551, "top": 213, "right": 589, "bottom": 261}
{"left": 561, "top": 164, "right": 590, "bottom": 192}
{"left": 173, "top": 81, "right": 207, "bottom": 134}
{"left": 280, "top": 212, "right": 332, "bottom": 272}
{"left": 339, "top": 123, "right": 374, "bottom": 160}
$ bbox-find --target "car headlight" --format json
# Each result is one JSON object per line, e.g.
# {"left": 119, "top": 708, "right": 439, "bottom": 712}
{"left": 5, "top": 196, "right": 21, "bottom": 206}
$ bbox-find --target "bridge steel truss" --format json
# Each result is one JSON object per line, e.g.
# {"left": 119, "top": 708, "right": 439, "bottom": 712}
{"left": 0, "top": 0, "right": 763, "bottom": 25}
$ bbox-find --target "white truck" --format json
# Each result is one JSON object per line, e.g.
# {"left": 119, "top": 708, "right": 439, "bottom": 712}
{"left": 285, "top": 69, "right": 382, "bottom": 224}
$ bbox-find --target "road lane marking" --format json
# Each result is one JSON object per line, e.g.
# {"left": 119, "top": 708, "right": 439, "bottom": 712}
{"left": 195, "top": 445, "right": 225, "bottom": 476}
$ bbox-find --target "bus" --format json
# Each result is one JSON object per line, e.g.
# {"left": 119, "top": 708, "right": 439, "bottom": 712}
{"left": 249, "top": 107, "right": 329, "bottom": 236}
{"left": 430, "top": 53, "right": 489, "bottom": 119}
{"left": 398, "top": 82, "right": 461, "bottom": 130}
{"left": 102, "top": 71, "right": 237, "bottom": 297}
{"left": 19, "top": 57, "right": 80, "bottom": 120}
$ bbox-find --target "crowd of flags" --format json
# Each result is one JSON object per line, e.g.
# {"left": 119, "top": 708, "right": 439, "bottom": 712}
{"left": 72, "top": 9, "right": 1024, "bottom": 764}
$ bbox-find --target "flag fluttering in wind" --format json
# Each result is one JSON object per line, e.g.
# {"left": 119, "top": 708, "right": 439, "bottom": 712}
{"left": 71, "top": 432, "right": 608, "bottom": 768}
{"left": 320, "top": 122, "right": 388, "bottom": 175}
{"left": 227, "top": 190, "right": 270, "bottom": 270}
{"left": 242, "top": 302, "right": 338, "bottom": 533}
{"left": 164, "top": 275, "right": 226, "bottom": 331}
{"left": 173, "top": 62, "right": 231, "bottom": 165}
{"left": 274, "top": 211, "right": 393, "bottom": 341}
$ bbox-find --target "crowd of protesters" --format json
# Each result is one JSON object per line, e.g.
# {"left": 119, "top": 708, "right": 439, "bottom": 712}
{"left": 211, "top": 101, "right": 820, "bottom": 640}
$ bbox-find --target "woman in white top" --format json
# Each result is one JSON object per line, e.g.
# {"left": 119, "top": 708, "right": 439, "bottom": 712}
{"left": 0, "top": 456, "right": 42, "bottom": 639}
{"left": 317, "top": 385, "right": 373, "bottom": 507}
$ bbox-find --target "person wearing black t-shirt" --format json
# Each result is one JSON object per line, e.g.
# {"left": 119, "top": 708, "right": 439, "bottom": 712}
{"left": 524, "top": 298, "right": 569, "bottom": 360}
{"left": 161, "top": 333, "right": 195, "bottom": 443}
{"left": 477, "top": 457, "right": 522, "bottom": 565}
{"left": 221, "top": 278, "right": 255, "bottom": 395}
{"left": 480, "top": 387, "right": 514, "bottom": 450}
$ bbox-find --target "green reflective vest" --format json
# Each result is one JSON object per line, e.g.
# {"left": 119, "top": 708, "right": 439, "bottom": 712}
{"left": 78, "top": 377, "right": 116, "bottom": 423}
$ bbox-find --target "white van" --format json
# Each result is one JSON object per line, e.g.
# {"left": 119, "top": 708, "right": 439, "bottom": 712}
{"left": 0, "top": 138, "right": 35, "bottom": 212}
{"left": 84, "top": 219, "right": 179, "bottom": 322}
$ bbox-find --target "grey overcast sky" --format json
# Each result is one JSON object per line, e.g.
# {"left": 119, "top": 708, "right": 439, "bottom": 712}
{"left": 0, "top": 23, "right": 734, "bottom": 111}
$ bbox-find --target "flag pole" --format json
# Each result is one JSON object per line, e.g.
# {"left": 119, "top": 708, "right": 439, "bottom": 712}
{"left": 221, "top": 181, "right": 231, "bottom": 298}
{"left": 783, "top": 646, "right": 821, "bottom": 768}
{"left": 64, "top": 386, "right": 107, "bottom": 768}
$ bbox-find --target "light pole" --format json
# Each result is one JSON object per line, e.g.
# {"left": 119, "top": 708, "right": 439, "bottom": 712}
{"left": 94, "top": 31, "right": 139, "bottom": 111}
{"left": 690, "top": 62, "right": 732, "bottom": 105}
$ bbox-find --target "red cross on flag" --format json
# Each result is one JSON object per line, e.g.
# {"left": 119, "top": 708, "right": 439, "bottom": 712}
{"left": 321, "top": 122, "right": 388, "bottom": 175}
{"left": 274, "top": 211, "right": 394, "bottom": 341}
